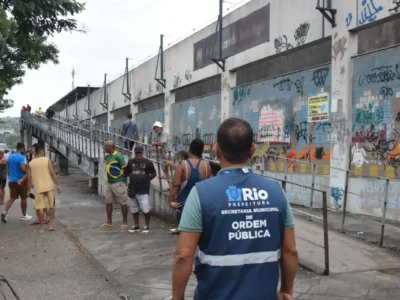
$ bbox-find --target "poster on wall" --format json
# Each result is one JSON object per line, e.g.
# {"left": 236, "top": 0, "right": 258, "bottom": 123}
{"left": 308, "top": 93, "right": 329, "bottom": 122}
{"left": 257, "top": 105, "right": 290, "bottom": 143}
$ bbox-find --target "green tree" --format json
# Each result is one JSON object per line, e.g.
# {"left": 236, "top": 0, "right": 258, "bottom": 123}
{"left": 0, "top": 0, "right": 85, "bottom": 111}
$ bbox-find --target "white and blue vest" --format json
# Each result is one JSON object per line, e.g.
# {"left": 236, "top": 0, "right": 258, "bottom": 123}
{"left": 194, "top": 168, "right": 287, "bottom": 300}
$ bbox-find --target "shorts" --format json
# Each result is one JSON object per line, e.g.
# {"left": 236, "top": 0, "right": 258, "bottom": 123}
{"left": 105, "top": 182, "right": 128, "bottom": 205}
{"left": 130, "top": 194, "right": 151, "bottom": 214}
{"left": 0, "top": 179, "right": 6, "bottom": 189}
{"left": 35, "top": 190, "right": 55, "bottom": 210}
{"left": 9, "top": 182, "right": 28, "bottom": 200}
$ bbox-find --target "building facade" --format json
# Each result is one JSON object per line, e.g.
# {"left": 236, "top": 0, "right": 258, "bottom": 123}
{"left": 52, "top": 0, "right": 400, "bottom": 221}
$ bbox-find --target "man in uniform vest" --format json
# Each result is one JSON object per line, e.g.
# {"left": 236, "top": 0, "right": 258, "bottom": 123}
{"left": 171, "top": 118, "right": 298, "bottom": 300}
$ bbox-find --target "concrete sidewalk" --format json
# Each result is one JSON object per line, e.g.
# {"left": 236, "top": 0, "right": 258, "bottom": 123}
{"left": 56, "top": 171, "right": 400, "bottom": 299}
{"left": 0, "top": 188, "right": 125, "bottom": 300}
{"left": 2, "top": 169, "right": 400, "bottom": 299}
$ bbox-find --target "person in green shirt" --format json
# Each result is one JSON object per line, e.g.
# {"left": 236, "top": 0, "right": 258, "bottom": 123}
{"left": 101, "top": 141, "right": 129, "bottom": 230}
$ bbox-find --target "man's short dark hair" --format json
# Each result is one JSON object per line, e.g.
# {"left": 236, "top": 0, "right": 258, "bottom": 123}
{"left": 217, "top": 118, "right": 254, "bottom": 164}
{"left": 16, "top": 142, "right": 25, "bottom": 150}
{"left": 189, "top": 138, "right": 204, "bottom": 158}
{"left": 127, "top": 113, "right": 132, "bottom": 119}
{"left": 34, "top": 143, "right": 45, "bottom": 153}
{"left": 177, "top": 150, "right": 189, "bottom": 160}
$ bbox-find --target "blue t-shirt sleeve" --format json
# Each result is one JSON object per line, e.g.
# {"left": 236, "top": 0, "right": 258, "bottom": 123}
{"left": 178, "top": 187, "right": 203, "bottom": 233}
{"left": 19, "top": 155, "right": 27, "bottom": 165}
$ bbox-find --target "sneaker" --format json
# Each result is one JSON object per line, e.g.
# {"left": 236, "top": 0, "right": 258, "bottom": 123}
{"left": 142, "top": 226, "right": 150, "bottom": 233}
{"left": 170, "top": 228, "right": 179, "bottom": 234}
{"left": 128, "top": 226, "right": 140, "bottom": 233}
{"left": 1, "top": 213, "right": 7, "bottom": 223}
{"left": 21, "top": 214, "right": 33, "bottom": 221}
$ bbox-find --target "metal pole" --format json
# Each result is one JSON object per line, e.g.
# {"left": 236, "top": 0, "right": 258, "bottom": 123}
{"left": 126, "top": 58, "right": 130, "bottom": 96}
{"left": 282, "top": 180, "right": 287, "bottom": 193}
{"left": 160, "top": 34, "right": 164, "bottom": 83}
{"left": 379, "top": 178, "right": 390, "bottom": 247}
{"left": 322, "top": 191, "right": 329, "bottom": 275}
{"left": 155, "top": 149, "right": 163, "bottom": 192}
{"left": 308, "top": 163, "right": 316, "bottom": 221}
{"left": 340, "top": 170, "right": 350, "bottom": 233}
{"left": 218, "top": 0, "right": 223, "bottom": 60}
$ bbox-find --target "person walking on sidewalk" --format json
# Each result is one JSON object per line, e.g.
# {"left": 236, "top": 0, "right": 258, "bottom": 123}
{"left": 168, "top": 139, "right": 211, "bottom": 234}
{"left": 28, "top": 145, "right": 60, "bottom": 233}
{"left": 101, "top": 141, "right": 129, "bottom": 230}
{"left": 125, "top": 146, "right": 157, "bottom": 234}
{"left": 1, "top": 143, "right": 32, "bottom": 223}
{"left": 121, "top": 114, "right": 138, "bottom": 152}
{"left": 28, "top": 143, "right": 50, "bottom": 226}
{"left": 171, "top": 118, "right": 298, "bottom": 300}
{"left": 0, "top": 151, "right": 7, "bottom": 205}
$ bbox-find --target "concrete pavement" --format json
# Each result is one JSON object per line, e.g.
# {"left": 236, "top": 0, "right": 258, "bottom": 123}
{"left": 2, "top": 169, "right": 400, "bottom": 299}
{"left": 0, "top": 187, "right": 126, "bottom": 300}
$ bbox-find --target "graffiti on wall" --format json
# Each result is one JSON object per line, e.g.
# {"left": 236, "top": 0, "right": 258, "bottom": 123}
{"left": 233, "top": 65, "right": 332, "bottom": 174}
{"left": 389, "top": 0, "right": 400, "bottom": 13}
{"left": 359, "top": 0, "right": 383, "bottom": 25}
{"left": 136, "top": 108, "right": 165, "bottom": 143}
{"left": 351, "top": 46, "right": 400, "bottom": 178}
{"left": 274, "top": 22, "right": 310, "bottom": 53}
{"left": 354, "top": 179, "right": 400, "bottom": 220}
{"left": 345, "top": 13, "right": 353, "bottom": 27}
{"left": 171, "top": 94, "right": 221, "bottom": 158}
{"left": 332, "top": 36, "right": 347, "bottom": 61}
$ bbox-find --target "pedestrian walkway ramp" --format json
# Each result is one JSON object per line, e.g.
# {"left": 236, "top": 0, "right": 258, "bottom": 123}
{"left": 295, "top": 212, "right": 400, "bottom": 275}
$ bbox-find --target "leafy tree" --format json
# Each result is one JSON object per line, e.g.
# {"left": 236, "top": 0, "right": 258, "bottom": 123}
{"left": 0, "top": 0, "right": 85, "bottom": 111}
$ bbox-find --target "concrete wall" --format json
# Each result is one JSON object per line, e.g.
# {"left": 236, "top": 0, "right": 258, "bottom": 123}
{"left": 233, "top": 65, "right": 332, "bottom": 175}
{"left": 49, "top": 0, "right": 400, "bottom": 222}
{"left": 171, "top": 93, "right": 221, "bottom": 151}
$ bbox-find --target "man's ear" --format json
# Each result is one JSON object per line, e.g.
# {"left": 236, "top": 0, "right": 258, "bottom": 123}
{"left": 215, "top": 143, "right": 222, "bottom": 160}
{"left": 250, "top": 143, "right": 257, "bottom": 158}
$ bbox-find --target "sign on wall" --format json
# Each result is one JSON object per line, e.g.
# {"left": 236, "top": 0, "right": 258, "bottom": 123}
{"left": 193, "top": 4, "right": 270, "bottom": 70}
{"left": 308, "top": 93, "right": 329, "bottom": 122}
{"left": 257, "top": 105, "right": 290, "bottom": 143}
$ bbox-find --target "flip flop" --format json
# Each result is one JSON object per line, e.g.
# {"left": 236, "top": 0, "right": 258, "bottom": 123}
{"left": 49, "top": 228, "right": 57, "bottom": 231}
{"left": 100, "top": 223, "right": 113, "bottom": 228}
{"left": 120, "top": 225, "right": 128, "bottom": 230}
{"left": 30, "top": 221, "right": 40, "bottom": 225}
{"left": 44, "top": 220, "right": 50, "bottom": 224}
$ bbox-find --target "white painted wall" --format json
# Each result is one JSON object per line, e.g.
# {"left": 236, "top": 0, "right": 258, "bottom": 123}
{"left": 50, "top": 0, "right": 400, "bottom": 222}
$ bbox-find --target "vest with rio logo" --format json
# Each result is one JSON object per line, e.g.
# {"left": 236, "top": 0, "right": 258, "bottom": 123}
{"left": 194, "top": 168, "right": 287, "bottom": 300}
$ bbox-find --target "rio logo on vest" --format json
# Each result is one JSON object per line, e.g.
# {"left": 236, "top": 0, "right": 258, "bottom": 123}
{"left": 226, "top": 185, "right": 269, "bottom": 202}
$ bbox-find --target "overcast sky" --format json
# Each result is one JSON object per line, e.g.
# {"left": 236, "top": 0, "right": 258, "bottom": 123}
{"left": 3, "top": 0, "right": 249, "bottom": 117}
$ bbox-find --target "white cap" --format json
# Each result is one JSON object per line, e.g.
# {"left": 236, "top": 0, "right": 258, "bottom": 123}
{"left": 153, "top": 121, "right": 163, "bottom": 128}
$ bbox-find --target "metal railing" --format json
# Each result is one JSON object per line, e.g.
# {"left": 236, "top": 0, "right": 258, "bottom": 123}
{"left": 21, "top": 112, "right": 400, "bottom": 250}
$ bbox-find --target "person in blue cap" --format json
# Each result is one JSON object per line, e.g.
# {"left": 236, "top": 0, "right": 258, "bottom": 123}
{"left": 171, "top": 117, "right": 298, "bottom": 300}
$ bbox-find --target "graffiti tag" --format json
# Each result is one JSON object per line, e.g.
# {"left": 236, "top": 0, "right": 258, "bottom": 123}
{"left": 274, "top": 35, "right": 293, "bottom": 53}
{"left": 355, "top": 103, "right": 384, "bottom": 125}
{"left": 311, "top": 67, "right": 329, "bottom": 87}
{"left": 351, "top": 143, "right": 369, "bottom": 167}
{"left": 358, "top": 64, "right": 400, "bottom": 86}
{"left": 233, "top": 85, "right": 251, "bottom": 106}
{"left": 389, "top": 0, "right": 400, "bottom": 13}
{"left": 273, "top": 77, "right": 304, "bottom": 94}
{"left": 359, "top": 0, "right": 383, "bottom": 25}
{"left": 379, "top": 86, "right": 393, "bottom": 99}
{"left": 332, "top": 36, "right": 347, "bottom": 61}
{"left": 330, "top": 187, "right": 344, "bottom": 209}
{"left": 345, "top": 13, "right": 353, "bottom": 27}
{"left": 294, "top": 22, "right": 310, "bottom": 46}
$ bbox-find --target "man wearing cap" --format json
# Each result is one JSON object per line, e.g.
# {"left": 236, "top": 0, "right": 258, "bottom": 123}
{"left": 125, "top": 146, "right": 157, "bottom": 233}
{"left": 152, "top": 121, "right": 172, "bottom": 188}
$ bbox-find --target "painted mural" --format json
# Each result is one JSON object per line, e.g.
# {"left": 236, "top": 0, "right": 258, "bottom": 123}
{"left": 351, "top": 46, "right": 400, "bottom": 179}
{"left": 171, "top": 94, "right": 221, "bottom": 158}
{"left": 233, "top": 65, "right": 332, "bottom": 174}
{"left": 135, "top": 108, "right": 165, "bottom": 144}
